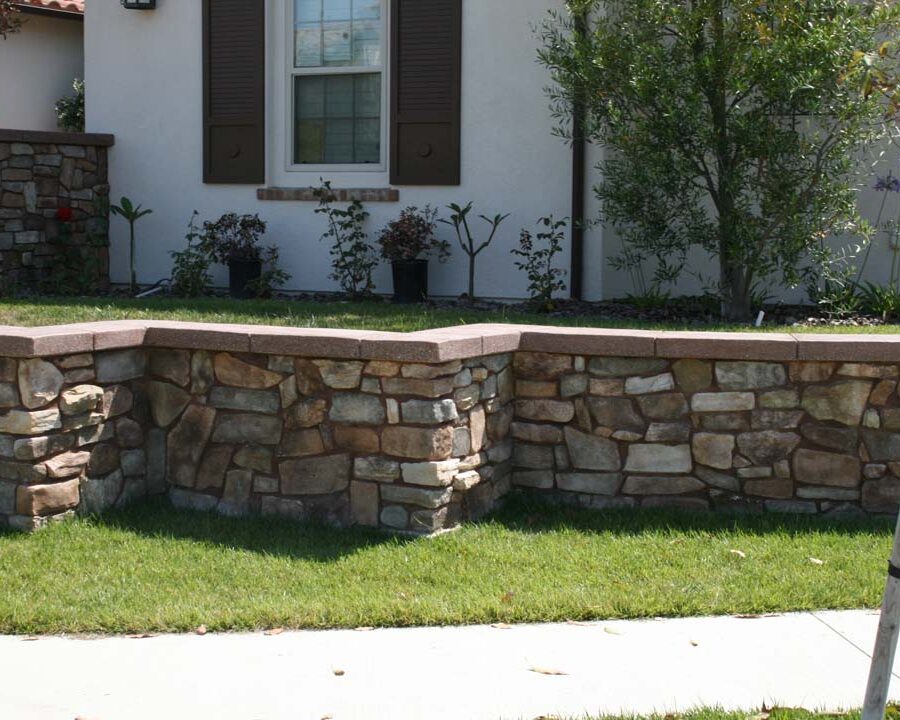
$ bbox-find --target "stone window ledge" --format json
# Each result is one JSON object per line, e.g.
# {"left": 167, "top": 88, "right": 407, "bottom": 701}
{"left": 256, "top": 187, "right": 399, "bottom": 203}
{"left": 0, "top": 129, "right": 115, "bottom": 147}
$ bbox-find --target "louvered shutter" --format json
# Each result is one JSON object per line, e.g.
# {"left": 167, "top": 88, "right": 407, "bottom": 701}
{"left": 202, "top": 0, "right": 265, "bottom": 184}
{"left": 390, "top": 0, "right": 462, "bottom": 186}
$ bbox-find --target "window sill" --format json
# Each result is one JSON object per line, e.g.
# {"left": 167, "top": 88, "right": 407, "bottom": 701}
{"left": 256, "top": 187, "right": 399, "bottom": 202}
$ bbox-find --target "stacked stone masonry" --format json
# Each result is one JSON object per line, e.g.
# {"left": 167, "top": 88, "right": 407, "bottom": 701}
{"left": 0, "top": 130, "right": 114, "bottom": 292}
{"left": 2, "top": 322, "right": 900, "bottom": 533}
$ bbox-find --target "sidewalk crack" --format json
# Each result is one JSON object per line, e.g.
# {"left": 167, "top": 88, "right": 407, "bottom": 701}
{"left": 810, "top": 611, "right": 900, "bottom": 682}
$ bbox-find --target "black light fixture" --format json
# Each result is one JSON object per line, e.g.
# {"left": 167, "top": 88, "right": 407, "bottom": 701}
{"left": 121, "top": 0, "right": 156, "bottom": 9}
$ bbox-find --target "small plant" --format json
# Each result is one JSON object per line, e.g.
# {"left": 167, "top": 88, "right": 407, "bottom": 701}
{"left": 55, "top": 79, "right": 85, "bottom": 133}
{"left": 246, "top": 247, "right": 292, "bottom": 299}
{"left": 170, "top": 212, "right": 212, "bottom": 297}
{"left": 377, "top": 206, "right": 449, "bottom": 263}
{"left": 314, "top": 180, "right": 377, "bottom": 298}
{"left": 111, "top": 196, "right": 152, "bottom": 295}
{"left": 512, "top": 216, "right": 568, "bottom": 312}
{"left": 440, "top": 202, "right": 509, "bottom": 300}
{"left": 199, "top": 213, "right": 268, "bottom": 265}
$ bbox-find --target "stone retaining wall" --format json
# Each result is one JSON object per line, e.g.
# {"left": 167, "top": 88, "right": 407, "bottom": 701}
{"left": 1, "top": 322, "right": 899, "bottom": 533}
{"left": 0, "top": 130, "right": 114, "bottom": 293}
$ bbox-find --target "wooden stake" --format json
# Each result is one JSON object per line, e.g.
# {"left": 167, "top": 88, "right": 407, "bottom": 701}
{"left": 863, "top": 512, "right": 900, "bottom": 720}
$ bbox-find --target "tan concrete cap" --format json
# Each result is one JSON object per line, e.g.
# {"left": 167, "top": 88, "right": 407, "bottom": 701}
{"left": 518, "top": 327, "right": 657, "bottom": 357}
{"left": 0, "top": 321, "right": 895, "bottom": 363}
{"left": 655, "top": 331, "right": 798, "bottom": 361}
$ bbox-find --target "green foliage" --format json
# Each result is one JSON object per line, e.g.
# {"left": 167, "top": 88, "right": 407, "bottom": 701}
{"left": 170, "top": 212, "right": 212, "bottom": 297}
{"left": 539, "top": 0, "right": 900, "bottom": 321}
{"left": 55, "top": 78, "right": 84, "bottom": 133}
{"left": 111, "top": 196, "right": 152, "bottom": 295}
{"left": 314, "top": 180, "right": 377, "bottom": 298}
{"left": 245, "top": 246, "right": 292, "bottom": 298}
{"left": 512, "top": 216, "right": 568, "bottom": 312}
{"left": 0, "top": 0, "right": 21, "bottom": 39}
{"left": 198, "top": 213, "right": 268, "bottom": 265}
{"left": 439, "top": 202, "right": 509, "bottom": 300}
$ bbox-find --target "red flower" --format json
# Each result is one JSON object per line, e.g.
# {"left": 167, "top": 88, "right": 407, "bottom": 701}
{"left": 56, "top": 207, "right": 74, "bottom": 222}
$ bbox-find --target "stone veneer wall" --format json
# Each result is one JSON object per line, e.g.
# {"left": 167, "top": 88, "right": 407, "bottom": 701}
{"left": 2, "top": 322, "right": 900, "bottom": 533}
{"left": 0, "top": 129, "right": 114, "bottom": 292}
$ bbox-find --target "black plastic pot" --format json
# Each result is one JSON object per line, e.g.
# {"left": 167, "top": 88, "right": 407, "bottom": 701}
{"left": 391, "top": 259, "right": 429, "bottom": 304}
{"left": 229, "top": 259, "right": 262, "bottom": 299}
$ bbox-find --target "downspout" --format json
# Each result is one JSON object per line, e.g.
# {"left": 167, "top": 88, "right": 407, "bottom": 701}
{"left": 570, "top": 10, "right": 588, "bottom": 301}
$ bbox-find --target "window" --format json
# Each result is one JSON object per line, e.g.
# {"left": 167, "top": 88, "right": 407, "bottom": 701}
{"left": 290, "top": 0, "right": 386, "bottom": 167}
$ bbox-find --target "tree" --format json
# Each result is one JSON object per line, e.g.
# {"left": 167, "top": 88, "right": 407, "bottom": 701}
{"left": 0, "top": 0, "right": 22, "bottom": 39}
{"left": 539, "top": 0, "right": 900, "bottom": 320}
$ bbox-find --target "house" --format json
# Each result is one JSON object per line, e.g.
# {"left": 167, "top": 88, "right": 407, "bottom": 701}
{"left": 25, "top": 0, "right": 898, "bottom": 301}
{"left": 0, "top": 0, "right": 83, "bottom": 131}
{"left": 80, "top": 0, "right": 606, "bottom": 299}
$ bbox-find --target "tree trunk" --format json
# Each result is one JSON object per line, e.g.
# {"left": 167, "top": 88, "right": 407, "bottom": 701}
{"left": 468, "top": 255, "right": 476, "bottom": 300}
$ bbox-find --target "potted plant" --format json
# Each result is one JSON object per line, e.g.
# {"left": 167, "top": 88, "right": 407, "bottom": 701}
{"left": 199, "top": 213, "right": 270, "bottom": 299}
{"left": 377, "top": 206, "right": 449, "bottom": 303}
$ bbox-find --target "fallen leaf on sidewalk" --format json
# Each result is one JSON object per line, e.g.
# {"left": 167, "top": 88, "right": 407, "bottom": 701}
{"left": 690, "top": 640, "right": 699, "bottom": 647}
{"left": 566, "top": 621, "right": 594, "bottom": 627}
{"left": 128, "top": 633, "right": 154, "bottom": 639}
{"left": 491, "top": 623, "right": 513, "bottom": 630}
{"left": 529, "top": 666, "right": 568, "bottom": 676}
{"left": 333, "top": 669, "right": 345, "bottom": 676}
{"left": 809, "top": 557, "right": 825, "bottom": 565}
{"left": 603, "top": 626, "right": 622, "bottom": 635}
{"left": 195, "top": 625, "right": 208, "bottom": 636}
{"left": 354, "top": 626, "right": 375, "bottom": 632}
{"left": 264, "top": 628, "right": 284, "bottom": 636}
{"left": 21, "top": 637, "right": 38, "bottom": 642}
{"left": 730, "top": 549, "right": 747, "bottom": 559}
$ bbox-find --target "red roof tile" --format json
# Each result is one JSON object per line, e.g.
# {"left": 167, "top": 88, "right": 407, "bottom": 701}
{"left": 15, "top": 0, "right": 84, "bottom": 15}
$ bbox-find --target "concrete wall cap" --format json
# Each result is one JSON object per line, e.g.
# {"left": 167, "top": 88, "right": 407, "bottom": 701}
{"left": 0, "top": 321, "right": 894, "bottom": 362}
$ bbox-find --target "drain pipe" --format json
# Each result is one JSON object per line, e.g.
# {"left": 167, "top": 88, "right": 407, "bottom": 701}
{"left": 569, "top": 10, "right": 588, "bottom": 301}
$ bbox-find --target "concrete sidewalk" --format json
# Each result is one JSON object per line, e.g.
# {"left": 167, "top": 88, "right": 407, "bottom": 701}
{"left": 1, "top": 610, "right": 897, "bottom": 720}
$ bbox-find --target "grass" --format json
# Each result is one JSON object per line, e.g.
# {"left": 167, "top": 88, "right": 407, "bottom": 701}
{"left": 0, "top": 295, "right": 899, "bottom": 333}
{"left": 0, "top": 495, "right": 892, "bottom": 635}
{"left": 577, "top": 710, "right": 900, "bottom": 720}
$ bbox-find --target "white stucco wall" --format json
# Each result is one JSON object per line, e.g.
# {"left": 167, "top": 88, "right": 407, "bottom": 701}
{"left": 0, "top": 13, "right": 83, "bottom": 132}
{"left": 86, "top": 0, "right": 596, "bottom": 300}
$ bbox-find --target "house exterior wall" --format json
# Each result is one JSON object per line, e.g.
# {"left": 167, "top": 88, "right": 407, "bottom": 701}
{"left": 0, "top": 13, "right": 83, "bottom": 132}
{"left": 85, "top": 0, "right": 595, "bottom": 299}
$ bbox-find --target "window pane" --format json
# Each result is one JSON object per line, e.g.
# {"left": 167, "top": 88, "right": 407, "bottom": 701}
{"left": 294, "top": 74, "right": 381, "bottom": 165}
{"left": 294, "top": 0, "right": 381, "bottom": 68}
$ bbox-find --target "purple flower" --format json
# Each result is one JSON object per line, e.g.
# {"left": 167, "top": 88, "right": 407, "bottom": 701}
{"left": 875, "top": 174, "right": 900, "bottom": 192}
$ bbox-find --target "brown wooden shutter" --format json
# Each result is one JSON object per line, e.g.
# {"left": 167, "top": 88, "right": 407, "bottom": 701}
{"left": 202, "top": 0, "right": 265, "bottom": 184}
{"left": 390, "top": 0, "right": 462, "bottom": 186}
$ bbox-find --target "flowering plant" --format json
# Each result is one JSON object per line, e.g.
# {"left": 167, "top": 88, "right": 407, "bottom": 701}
{"left": 377, "top": 206, "right": 449, "bottom": 263}
{"left": 56, "top": 207, "right": 74, "bottom": 223}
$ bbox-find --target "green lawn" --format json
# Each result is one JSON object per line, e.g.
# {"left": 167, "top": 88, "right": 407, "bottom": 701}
{"left": 0, "top": 496, "right": 891, "bottom": 635}
{"left": 579, "top": 710, "right": 899, "bottom": 720}
{"left": 1, "top": 296, "right": 899, "bottom": 333}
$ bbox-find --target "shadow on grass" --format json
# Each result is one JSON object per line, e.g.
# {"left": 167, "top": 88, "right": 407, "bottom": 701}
{"left": 73, "top": 496, "right": 413, "bottom": 563}
{"left": 488, "top": 492, "right": 896, "bottom": 539}
{"left": 7, "top": 492, "right": 888, "bottom": 564}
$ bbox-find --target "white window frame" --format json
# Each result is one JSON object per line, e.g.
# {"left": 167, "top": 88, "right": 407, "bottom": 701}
{"left": 283, "top": 0, "right": 389, "bottom": 174}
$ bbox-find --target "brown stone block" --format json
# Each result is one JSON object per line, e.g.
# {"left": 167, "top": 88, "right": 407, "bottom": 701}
{"left": 333, "top": 426, "right": 380, "bottom": 453}
{"left": 382, "top": 426, "right": 454, "bottom": 460}
{"left": 743, "top": 478, "right": 793, "bottom": 499}
{"left": 144, "top": 321, "right": 251, "bottom": 353}
{"left": 16, "top": 478, "right": 79, "bottom": 516}
{"left": 351, "top": 481, "right": 379, "bottom": 527}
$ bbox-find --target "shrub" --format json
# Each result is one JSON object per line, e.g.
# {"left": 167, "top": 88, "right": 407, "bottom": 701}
{"left": 199, "top": 213, "right": 268, "bottom": 265}
{"left": 170, "top": 212, "right": 212, "bottom": 297}
{"left": 314, "top": 180, "right": 378, "bottom": 298}
{"left": 377, "top": 206, "right": 449, "bottom": 263}
{"left": 0, "top": 0, "right": 22, "bottom": 39}
{"left": 512, "top": 216, "right": 568, "bottom": 312}
{"left": 55, "top": 79, "right": 84, "bottom": 133}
